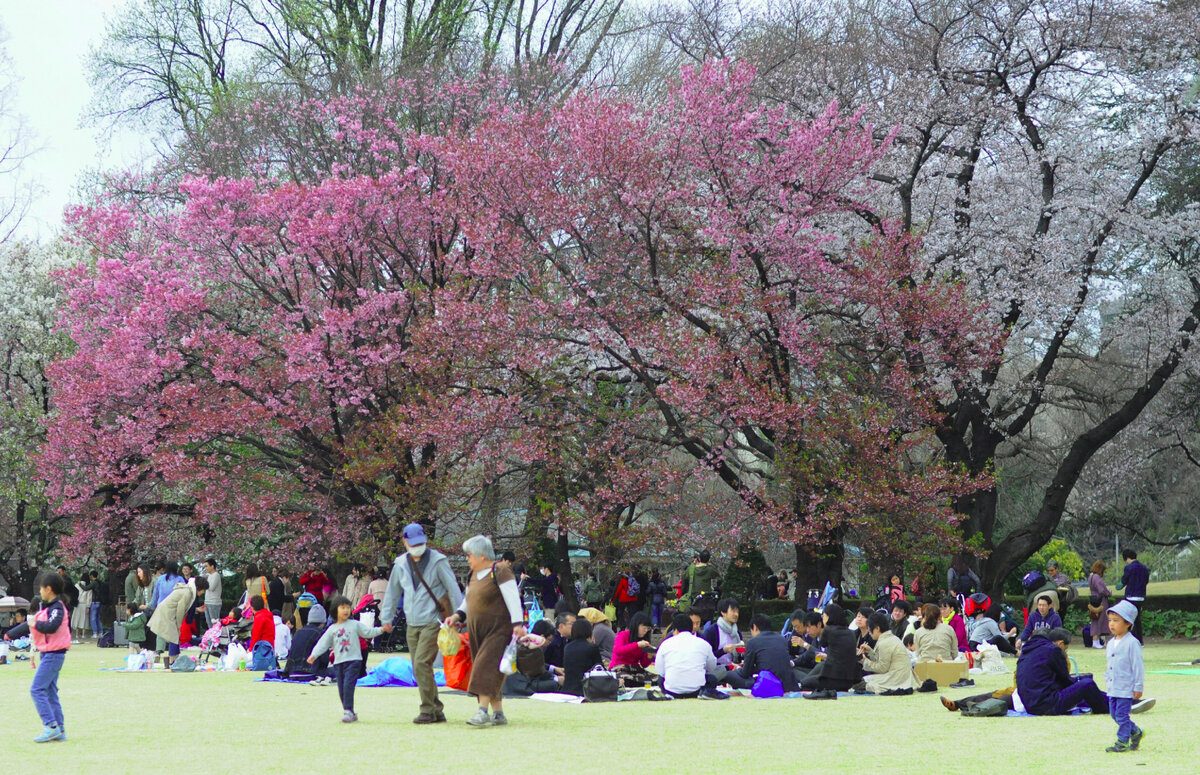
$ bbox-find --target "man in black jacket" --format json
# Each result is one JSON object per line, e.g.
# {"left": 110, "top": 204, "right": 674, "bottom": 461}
{"left": 723, "top": 614, "right": 800, "bottom": 692}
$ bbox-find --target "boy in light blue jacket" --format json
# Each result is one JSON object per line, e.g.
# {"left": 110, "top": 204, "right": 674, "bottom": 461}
{"left": 1104, "top": 600, "right": 1148, "bottom": 753}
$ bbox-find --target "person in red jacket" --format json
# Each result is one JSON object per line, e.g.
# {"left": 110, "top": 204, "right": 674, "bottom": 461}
{"left": 610, "top": 611, "right": 655, "bottom": 684}
{"left": 299, "top": 568, "right": 331, "bottom": 601}
{"left": 249, "top": 596, "right": 275, "bottom": 651}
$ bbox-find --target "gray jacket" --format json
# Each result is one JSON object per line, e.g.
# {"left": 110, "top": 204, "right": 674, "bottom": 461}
{"left": 1105, "top": 634, "right": 1144, "bottom": 698}
{"left": 379, "top": 549, "right": 464, "bottom": 628}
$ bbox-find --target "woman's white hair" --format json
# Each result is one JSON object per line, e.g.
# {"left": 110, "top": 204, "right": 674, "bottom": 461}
{"left": 462, "top": 535, "right": 496, "bottom": 560}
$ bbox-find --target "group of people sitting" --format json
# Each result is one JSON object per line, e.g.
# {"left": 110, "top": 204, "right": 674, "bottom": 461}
{"left": 497, "top": 593, "right": 1023, "bottom": 700}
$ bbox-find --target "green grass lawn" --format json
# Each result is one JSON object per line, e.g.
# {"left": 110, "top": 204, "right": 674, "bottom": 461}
{"left": 1147, "top": 578, "right": 1200, "bottom": 596}
{"left": 2, "top": 640, "right": 1199, "bottom": 773}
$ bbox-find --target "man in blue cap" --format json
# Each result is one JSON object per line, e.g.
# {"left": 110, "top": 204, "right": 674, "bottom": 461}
{"left": 379, "top": 523, "right": 463, "bottom": 724}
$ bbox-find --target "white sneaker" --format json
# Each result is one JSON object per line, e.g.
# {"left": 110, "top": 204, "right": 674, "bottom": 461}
{"left": 1092, "top": 642, "right": 1105, "bottom": 649}
{"left": 1131, "top": 698, "right": 1156, "bottom": 714}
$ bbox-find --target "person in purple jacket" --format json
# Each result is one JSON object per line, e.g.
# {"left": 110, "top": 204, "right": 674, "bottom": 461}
{"left": 1118, "top": 549, "right": 1149, "bottom": 643}
{"left": 1018, "top": 595, "right": 1062, "bottom": 650}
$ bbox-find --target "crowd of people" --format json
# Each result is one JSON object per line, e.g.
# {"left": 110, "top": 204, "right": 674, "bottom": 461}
{"left": 0, "top": 539, "right": 1159, "bottom": 752}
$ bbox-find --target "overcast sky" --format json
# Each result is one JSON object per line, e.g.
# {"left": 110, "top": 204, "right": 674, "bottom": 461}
{"left": 1, "top": 0, "right": 151, "bottom": 242}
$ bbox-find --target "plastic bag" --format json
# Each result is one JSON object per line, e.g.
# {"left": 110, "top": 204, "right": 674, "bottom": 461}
{"left": 126, "top": 653, "right": 146, "bottom": 671}
{"left": 751, "top": 669, "right": 784, "bottom": 698}
{"left": 437, "top": 623, "right": 461, "bottom": 656}
{"left": 499, "top": 636, "right": 519, "bottom": 675}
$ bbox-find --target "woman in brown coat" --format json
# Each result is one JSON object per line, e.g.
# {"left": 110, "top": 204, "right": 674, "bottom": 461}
{"left": 444, "top": 535, "right": 526, "bottom": 727}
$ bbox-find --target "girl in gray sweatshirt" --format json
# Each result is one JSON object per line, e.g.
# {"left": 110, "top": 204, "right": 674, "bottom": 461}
{"left": 308, "top": 595, "right": 382, "bottom": 722}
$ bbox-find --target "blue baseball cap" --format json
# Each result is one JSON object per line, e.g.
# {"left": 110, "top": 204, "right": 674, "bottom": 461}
{"left": 402, "top": 523, "right": 427, "bottom": 545}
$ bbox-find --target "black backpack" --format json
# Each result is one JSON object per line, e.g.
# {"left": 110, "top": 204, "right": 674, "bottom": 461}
{"left": 97, "top": 629, "right": 115, "bottom": 648}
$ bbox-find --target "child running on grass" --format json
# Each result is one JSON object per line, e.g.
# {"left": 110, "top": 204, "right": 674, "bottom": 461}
{"left": 307, "top": 594, "right": 382, "bottom": 723}
{"left": 1105, "top": 600, "right": 1146, "bottom": 753}
{"left": 2, "top": 571, "right": 71, "bottom": 742}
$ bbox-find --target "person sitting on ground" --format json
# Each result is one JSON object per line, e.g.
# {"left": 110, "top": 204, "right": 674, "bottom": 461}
{"left": 285, "top": 604, "right": 330, "bottom": 681}
{"left": 890, "top": 600, "right": 915, "bottom": 641}
{"left": 562, "top": 618, "right": 603, "bottom": 696}
{"left": 544, "top": 611, "right": 575, "bottom": 669}
{"left": 655, "top": 612, "right": 725, "bottom": 699}
{"left": 859, "top": 612, "right": 918, "bottom": 695}
{"left": 850, "top": 606, "right": 876, "bottom": 649}
{"left": 2, "top": 608, "right": 27, "bottom": 639}
{"left": 799, "top": 603, "right": 860, "bottom": 693}
{"left": 700, "top": 598, "right": 743, "bottom": 667}
{"left": 793, "top": 611, "right": 825, "bottom": 675}
{"left": 913, "top": 603, "right": 958, "bottom": 663}
{"left": 578, "top": 607, "right": 616, "bottom": 666}
{"left": 503, "top": 620, "right": 563, "bottom": 697}
{"left": 248, "top": 595, "right": 275, "bottom": 653}
{"left": 1018, "top": 595, "right": 1062, "bottom": 650}
{"left": 943, "top": 627, "right": 1115, "bottom": 716}
{"left": 723, "top": 613, "right": 800, "bottom": 692}
{"left": 610, "top": 611, "right": 655, "bottom": 683}
{"left": 903, "top": 633, "right": 917, "bottom": 665}
{"left": 941, "top": 597, "right": 968, "bottom": 652}
{"left": 784, "top": 609, "right": 808, "bottom": 658}
{"left": 967, "top": 603, "right": 1016, "bottom": 655}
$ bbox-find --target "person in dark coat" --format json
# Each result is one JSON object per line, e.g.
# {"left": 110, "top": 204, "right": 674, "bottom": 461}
{"left": 284, "top": 604, "right": 329, "bottom": 680}
{"left": 1015, "top": 628, "right": 1107, "bottom": 715}
{"left": 800, "top": 603, "right": 860, "bottom": 692}
{"left": 723, "top": 614, "right": 800, "bottom": 692}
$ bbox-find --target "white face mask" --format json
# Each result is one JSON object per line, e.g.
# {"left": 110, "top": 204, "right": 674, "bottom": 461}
{"left": 408, "top": 544, "right": 426, "bottom": 558}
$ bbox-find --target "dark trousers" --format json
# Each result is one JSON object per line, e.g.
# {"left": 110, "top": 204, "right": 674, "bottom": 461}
{"left": 660, "top": 672, "right": 718, "bottom": 697}
{"left": 1128, "top": 600, "right": 1144, "bottom": 643}
{"left": 969, "top": 636, "right": 1017, "bottom": 655}
{"left": 723, "top": 667, "right": 755, "bottom": 689}
{"left": 1049, "top": 676, "right": 1108, "bottom": 715}
{"left": 334, "top": 661, "right": 362, "bottom": 712}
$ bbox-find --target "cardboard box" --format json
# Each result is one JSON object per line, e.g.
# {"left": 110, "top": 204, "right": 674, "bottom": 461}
{"left": 915, "top": 660, "right": 969, "bottom": 687}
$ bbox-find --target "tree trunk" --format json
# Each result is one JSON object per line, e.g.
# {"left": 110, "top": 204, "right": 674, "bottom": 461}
{"left": 553, "top": 528, "right": 579, "bottom": 613}
{"left": 793, "top": 540, "right": 844, "bottom": 600}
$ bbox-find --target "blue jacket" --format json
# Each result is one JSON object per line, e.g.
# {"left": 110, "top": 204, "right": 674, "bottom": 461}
{"left": 1015, "top": 633, "right": 1072, "bottom": 715}
{"left": 1121, "top": 560, "right": 1149, "bottom": 600}
{"left": 1019, "top": 608, "right": 1062, "bottom": 642}
{"left": 150, "top": 574, "right": 184, "bottom": 609}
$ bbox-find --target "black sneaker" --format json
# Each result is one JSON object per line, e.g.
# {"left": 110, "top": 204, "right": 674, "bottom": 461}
{"left": 880, "top": 687, "right": 913, "bottom": 696}
{"left": 1130, "top": 698, "right": 1155, "bottom": 714}
{"left": 1105, "top": 740, "right": 1130, "bottom": 753}
{"left": 950, "top": 678, "right": 975, "bottom": 688}
{"left": 698, "top": 688, "right": 729, "bottom": 700}
{"left": 1130, "top": 728, "right": 1146, "bottom": 750}
{"left": 917, "top": 678, "right": 938, "bottom": 693}
{"left": 803, "top": 689, "right": 837, "bottom": 700}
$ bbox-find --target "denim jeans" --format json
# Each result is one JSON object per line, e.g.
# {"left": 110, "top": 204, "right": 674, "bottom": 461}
{"left": 335, "top": 661, "right": 362, "bottom": 711}
{"left": 89, "top": 603, "right": 102, "bottom": 636}
{"left": 31, "top": 651, "right": 66, "bottom": 729}
{"left": 650, "top": 603, "right": 664, "bottom": 627}
{"left": 1109, "top": 696, "right": 1139, "bottom": 743}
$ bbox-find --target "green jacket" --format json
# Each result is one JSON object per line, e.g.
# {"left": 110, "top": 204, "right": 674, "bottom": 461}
{"left": 581, "top": 578, "right": 604, "bottom": 604}
{"left": 123, "top": 610, "right": 148, "bottom": 642}
{"left": 684, "top": 563, "right": 718, "bottom": 603}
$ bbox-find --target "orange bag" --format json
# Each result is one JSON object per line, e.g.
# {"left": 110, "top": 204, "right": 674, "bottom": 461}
{"left": 443, "top": 632, "right": 472, "bottom": 691}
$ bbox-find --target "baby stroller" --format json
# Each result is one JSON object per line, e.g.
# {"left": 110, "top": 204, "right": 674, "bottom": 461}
{"left": 198, "top": 611, "right": 252, "bottom": 665}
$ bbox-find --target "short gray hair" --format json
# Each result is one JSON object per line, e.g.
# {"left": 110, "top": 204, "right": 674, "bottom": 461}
{"left": 462, "top": 535, "right": 496, "bottom": 560}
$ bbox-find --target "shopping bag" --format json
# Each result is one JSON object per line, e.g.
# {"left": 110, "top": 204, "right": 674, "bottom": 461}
{"left": 443, "top": 633, "right": 472, "bottom": 690}
{"left": 527, "top": 599, "right": 544, "bottom": 626}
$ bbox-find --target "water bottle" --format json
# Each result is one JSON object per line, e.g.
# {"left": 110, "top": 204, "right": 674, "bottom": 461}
{"left": 238, "top": 657, "right": 246, "bottom": 671}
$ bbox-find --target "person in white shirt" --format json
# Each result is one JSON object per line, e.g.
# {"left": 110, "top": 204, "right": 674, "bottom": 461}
{"left": 654, "top": 613, "right": 725, "bottom": 699}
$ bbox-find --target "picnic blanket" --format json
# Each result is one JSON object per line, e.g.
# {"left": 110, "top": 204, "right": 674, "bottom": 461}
{"left": 1149, "top": 668, "right": 1200, "bottom": 676}
{"left": 257, "top": 657, "right": 446, "bottom": 687}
